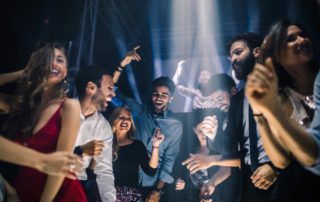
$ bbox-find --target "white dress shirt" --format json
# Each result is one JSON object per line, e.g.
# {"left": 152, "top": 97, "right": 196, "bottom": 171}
{"left": 75, "top": 111, "right": 116, "bottom": 202}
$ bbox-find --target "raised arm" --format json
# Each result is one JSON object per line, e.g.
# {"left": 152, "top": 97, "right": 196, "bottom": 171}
{"left": 113, "top": 46, "right": 141, "bottom": 84}
{"left": 149, "top": 128, "right": 165, "bottom": 168}
{"left": 0, "top": 70, "right": 24, "bottom": 112}
{"left": 0, "top": 70, "right": 23, "bottom": 86}
{"left": 172, "top": 60, "right": 185, "bottom": 85}
{"left": 245, "top": 58, "right": 318, "bottom": 166}
{"left": 40, "top": 99, "right": 81, "bottom": 202}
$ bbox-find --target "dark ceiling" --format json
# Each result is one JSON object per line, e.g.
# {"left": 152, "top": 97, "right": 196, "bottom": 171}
{"left": 1, "top": 0, "right": 319, "bottom": 101}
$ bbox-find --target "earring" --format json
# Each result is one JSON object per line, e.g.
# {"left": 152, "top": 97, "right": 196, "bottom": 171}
{"left": 62, "top": 79, "right": 70, "bottom": 94}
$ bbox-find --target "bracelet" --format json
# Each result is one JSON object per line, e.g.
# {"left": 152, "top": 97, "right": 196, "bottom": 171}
{"left": 253, "top": 113, "right": 263, "bottom": 117}
{"left": 117, "top": 66, "right": 125, "bottom": 72}
{"left": 153, "top": 146, "right": 159, "bottom": 149}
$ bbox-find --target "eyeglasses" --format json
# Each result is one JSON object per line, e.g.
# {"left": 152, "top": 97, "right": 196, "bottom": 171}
{"left": 152, "top": 92, "right": 170, "bottom": 99}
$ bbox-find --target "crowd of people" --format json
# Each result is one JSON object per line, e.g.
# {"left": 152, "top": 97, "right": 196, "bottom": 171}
{"left": 0, "top": 18, "right": 320, "bottom": 202}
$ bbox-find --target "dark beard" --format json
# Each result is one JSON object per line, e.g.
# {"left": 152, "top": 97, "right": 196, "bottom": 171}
{"left": 232, "top": 54, "right": 256, "bottom": 81}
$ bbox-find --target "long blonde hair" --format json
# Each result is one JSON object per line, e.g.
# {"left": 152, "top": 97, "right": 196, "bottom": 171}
{"left": 109, "top": 107, "right": 136, "bottom": 160}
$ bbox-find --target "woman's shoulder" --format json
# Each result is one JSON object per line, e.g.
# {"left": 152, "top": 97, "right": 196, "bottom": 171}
{"left": 61, "top": 98, "right": 80, "bottom": 114}
{"left": 132, "top": 139, "right": 146, "bottom": 148}
{"left": 63, "top": 98, "right": 80, "bottom": 108}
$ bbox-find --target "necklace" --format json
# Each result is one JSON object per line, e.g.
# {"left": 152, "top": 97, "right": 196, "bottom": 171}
{"left": 286, "top": 88, "right": 315, "bottom": 110}
{"left": 302, "top": 95, "right": 315, "bottom": 110}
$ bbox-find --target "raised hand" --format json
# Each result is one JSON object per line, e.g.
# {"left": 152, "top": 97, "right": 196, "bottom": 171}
{"left": 200, "top": 116, "right": 218, "bottom": 140}
{"left": 173, "top": 60, "right": 186, "bottom": 84}
{"left": 245, "top": 58, "right": 280, "bottom": 115}
{"left": 120, "top": 46, "right": 142, "bottom": 67}
{"left": 152, "top": 128, "right": 165, "bottom": 147}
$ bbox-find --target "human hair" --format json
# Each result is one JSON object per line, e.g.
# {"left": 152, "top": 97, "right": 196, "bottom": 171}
{"left": 3, "top": 42, "right": 68, "bottom": 140}
{"left": 227, "top": 32, "right": 263, "bottom": 52}
{"left": 192, "top": 108, "right": 224, "bottom": 126}
{"left": 75, "top": 65, "right": 113, "bottom": 100}
{"left": 261, "top": 19, "right": 318, "bottom": 88}
{"left": 109, "top": 107, "right": 136, "bottom": 161}
{"left": 201, "top": 73, "right": 236, "bottom": 96}
{"left": 152, "top": 76, "right": 176, "bottom": 94}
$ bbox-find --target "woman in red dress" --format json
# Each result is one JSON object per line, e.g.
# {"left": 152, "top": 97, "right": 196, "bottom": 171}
{"left": 3, "top": 42, "right": 87, "bottom": 202}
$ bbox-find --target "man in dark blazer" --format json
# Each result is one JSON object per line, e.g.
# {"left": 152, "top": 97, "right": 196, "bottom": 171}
{"left": 183, "top": 33, "right": 278, "bottom": 202}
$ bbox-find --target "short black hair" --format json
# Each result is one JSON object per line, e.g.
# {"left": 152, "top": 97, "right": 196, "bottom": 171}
{"left": 151, "top": 76, "right": 176, "bottom": 94}
{"left": 227, "top": 32, "right": 263, "bottom": 52}
{"left": 201, "top": 73, "right": 236, "bottom": 96}
{"left": 75, "top": 65, "right": 113, "bottom": 99}
{"left": 192, "top": 108, "right": 225, "bottom": 127}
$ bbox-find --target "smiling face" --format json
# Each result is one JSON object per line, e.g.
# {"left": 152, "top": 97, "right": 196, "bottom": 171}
{"left": 198, "top": 70, "right": 212, "bottom": 86}
{"left": 91, "top": 75, "right": 115, "bottom": 112}
{"left": 48, "top": 48, "right": 68, "bottom": 85}
{"left": 277, "top": 25, "right": 313, "bottom": 71}
{"left": 210, "top": 90, "right": 231, "bottom": 112}
{"left": 152, "top": 85, "right": 172, "bottom": 113}
{"left": 194, "top": 122, "right": 207, "bottom": 142}
{"left": 114, "top": 109, "right": 133, "bottom": 134}
{"left": 229, "top": 41, "right": 255, "bottom": 80}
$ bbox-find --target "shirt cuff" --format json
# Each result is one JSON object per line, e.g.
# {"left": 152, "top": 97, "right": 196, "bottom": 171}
{"left": 303, "top": 128, "right": 320, "bottom": 175}
{"left": 159, "top": 171, "right": 174, "bottom": 184}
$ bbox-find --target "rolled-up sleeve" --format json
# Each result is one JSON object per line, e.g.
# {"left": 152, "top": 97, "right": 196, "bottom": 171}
{"left": 305, "top": 71, "right": 320, "bottom": 175}
{"left": 158, "top": 122, "right": 183, "bottom": 184}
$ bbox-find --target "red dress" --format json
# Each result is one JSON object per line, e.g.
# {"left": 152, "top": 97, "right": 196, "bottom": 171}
{"left": 13, "top": 102, "right": 87, "bottom": 202}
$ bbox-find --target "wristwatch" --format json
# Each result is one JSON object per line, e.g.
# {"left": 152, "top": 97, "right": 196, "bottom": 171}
{"left": 154, "top": 188, "right": 164, "bottom": 196}
{"left": 73, "top": 146, "right": 83, "bottom": 156}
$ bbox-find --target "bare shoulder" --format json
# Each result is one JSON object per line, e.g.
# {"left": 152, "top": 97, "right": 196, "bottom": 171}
{"left": 62, "top": 98, "right": 81, "bottom": 113}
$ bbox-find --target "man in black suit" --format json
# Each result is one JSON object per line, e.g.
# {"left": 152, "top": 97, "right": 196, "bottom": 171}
{"left": 183, "top": 33, "right": 278, "bottom": 202}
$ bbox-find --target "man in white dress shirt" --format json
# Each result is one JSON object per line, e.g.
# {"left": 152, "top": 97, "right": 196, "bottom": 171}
{"left": 74, "top": 65, "right": 116, "bottom": 202}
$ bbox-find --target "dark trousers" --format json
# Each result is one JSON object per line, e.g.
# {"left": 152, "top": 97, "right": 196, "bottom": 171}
{"left": 240, "top": 164, "right": 275, "bottom": 202}
{"left": 80, "top": 169, "right": 101, "bottom": 202}
{"left": 141, "top": 186, "right": 154, "bottom": 201}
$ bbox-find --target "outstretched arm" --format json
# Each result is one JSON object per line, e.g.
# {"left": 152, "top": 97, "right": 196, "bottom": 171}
{"left": 113, "top": 46, "right": 141, "bottom": 84}
{"left": 182, "top": 154, "right": 240, "bottom": 174}
{"left": 149, "top": 128, "right": 165, "bottom": 168}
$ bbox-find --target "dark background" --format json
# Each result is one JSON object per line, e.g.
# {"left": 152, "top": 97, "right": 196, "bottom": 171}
{"left": 1, "top": 0, "right": 319, "bottom": 110}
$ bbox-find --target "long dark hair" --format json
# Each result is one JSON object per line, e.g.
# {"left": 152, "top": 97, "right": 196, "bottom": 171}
{"left": 3, "top": 42, "right": 68, "bottom": 140}
{"left": 109, "top": 107, "right": 136, "bottom": 161}
{"left": 261, "top": 19, "right": 318, "bottom": 88}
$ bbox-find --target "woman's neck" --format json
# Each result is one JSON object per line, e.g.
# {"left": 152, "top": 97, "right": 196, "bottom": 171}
{"left": 80, "top": 98, "right": 97, "bottom": 118}
{"left": 290, "top": 63, "right": 317, "bottom": 95}
{"left": 41, "top": 86, "right": 60, "bottom": 107}
{"left": 116, "top": 132, "right": 132, "bottom": 146}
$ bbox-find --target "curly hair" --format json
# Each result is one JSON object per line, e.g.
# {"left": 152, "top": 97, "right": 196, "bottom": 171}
{"left": 3, "top": 42, "right": 68, "bottom": 140}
